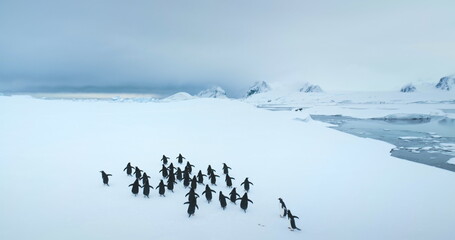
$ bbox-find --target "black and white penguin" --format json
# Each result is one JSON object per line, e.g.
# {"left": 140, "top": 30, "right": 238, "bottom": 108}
{"left": 176, "top": 167, "right": 183, "bottom": 181}
{"left": 184, "top": 201, "right": 199, "bottom": 217}
{"left": 237, "top": 193, "right": 253, "bottom": 212}
{"left": 128, "top": 179, "right": 141, "bottom": 196}
{"left": 222, "top": 163, "right": 231, "bottom": 175}
{"left": 134, "top": 167, "right": 143, "bottom": 179}
{"left": 185, "top": 161, "right": 195, "bottom": 174}
{"left": 202, "top": 184, "right": 216, "bottom": 203}
{"left": 190, "top": 175, "right": 198, "bottom": 190}
{"left": 209, "top": 172, "right": 220, "bottom": 186}
{"left": 278, "top": 198, "right": 288, "bottom": 218}
{"left": 240, "top": 177, "right": 253, "bottom": 192}
{"left": 183, "top": 170, "right": 191, "bottom": 188}
{"left": 123, "top": 162, "right": 134, "bottom": 176}
{"left": 229, "top": 187, "right": 240, "bottom": 203}
{"left": 141, "top": 180, "right": 154, "bottom": 198}
{"left": 225, "top": 174, "right": 235, "bottom": 188}
{"left": 161, "top": 155, "right": 170, "bottom": 165}
{"left": 287, "top": 210, "right": 301, "bottom": 231}
{"left": 140, "top": 172, "right": 151, "bottom": 185}
{"left": 156, "top": 180, "right": 166, "bottom": 196}
{"left": 197, "top": 170, "right": 206, "bottom": 184}
{"left": 185, "top": 188, "right": 200, "bottom": 203}
{"left": 278, "top": 198, "right": 287, "bottom": 209}
{"left": 207, "top": 165, "right": 215, "bottom": 176}
{"left": 176, "top": 153, "right": 185, "bottom": 164}
{"left": 159, "top": 164, "right": 169, "bottom": 178}
{"left": 167, "top": 178, "right": 177, "bottom": 192}
{"left": 100, "top": 171, "right": 112, "bottom": 186}
{"left": 219, "top": 191, "right": 229, "bottom": 210}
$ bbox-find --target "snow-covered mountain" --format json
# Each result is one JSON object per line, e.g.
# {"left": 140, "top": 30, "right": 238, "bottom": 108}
{"left": 400, "top": 84, "right": 416, "bottom": 93}
{"left": 436, "top": 75, "right": 455, "bottom": 91}
{"left": 161, "top": 92, "right": 196, "bottom": 102}
{"left": 197, "top": 86, "right": 227, "bottom": 98}
{"left": 299, "top": 83, "right": 323, "bottom": 93}
{"left": 245, "top": 81, "right": 270, "bottom": 97}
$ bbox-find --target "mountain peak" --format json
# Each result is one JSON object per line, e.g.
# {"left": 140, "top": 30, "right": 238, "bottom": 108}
{"left": 197, "top": 86, "right": 227, "bottom": 98}
{"left": 245, "top": 81, "right": 270, "bottom": 97}
{"left": 435, "top": 75, "right": 455, "bottom": 91}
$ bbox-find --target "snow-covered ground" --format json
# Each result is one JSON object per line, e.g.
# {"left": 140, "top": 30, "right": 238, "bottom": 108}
{"left": 1, "top": 95, "right": 455, "bottom": 240}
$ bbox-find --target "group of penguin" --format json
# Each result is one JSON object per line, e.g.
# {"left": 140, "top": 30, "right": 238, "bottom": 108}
{"left": 100, "top": 154, "right": 255, "bottom": 215}
{"left": 278, "top": 198, "right": 301, "bottom": 231}
{"left": 100, "top": 154, "right": 300, "bottom": 231}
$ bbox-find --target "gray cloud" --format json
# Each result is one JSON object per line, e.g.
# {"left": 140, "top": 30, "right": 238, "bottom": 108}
{"left": 1, "top": 0, "right": 454, "bottom": 97}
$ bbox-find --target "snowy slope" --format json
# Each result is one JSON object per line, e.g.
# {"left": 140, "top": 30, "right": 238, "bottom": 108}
{"left": 1, "top": 96, "right": 455, "bottom": 240}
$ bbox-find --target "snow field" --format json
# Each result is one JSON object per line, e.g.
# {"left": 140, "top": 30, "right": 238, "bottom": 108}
{"left": 1, "top": 96, "right": 455, "bottom": 240}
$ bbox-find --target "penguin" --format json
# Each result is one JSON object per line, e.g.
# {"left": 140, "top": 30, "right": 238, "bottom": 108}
{"left": 183, "top": 170, "right": 191, "bottom": 188}
{"left": 128, "top": 179, "right": 141, "bottom": 196}
{"left": 237, "top": 193, "right": 253, "bottom": 212}
{"left": 222, "top": 163, "right": 231, "bottom": 175}
{"left": 141, "top": 180, "right": 154, "bottom": 198}
{"left": 207, "top": 165, "right": 215, "bottom": 175}
{"left": 229, "top": 187, "right": 240, "bottom": 204}
{"left": 161, "top": 155, "right": 170, "bottom": 165}
{"left": 123, "top": 162, "right": 134, "bottom": 176}
{"left": 278, "top": 198, "right": 287, "bottom": 209}
{"left": 185, "top": 188, "right": 200, "bottom": 203}
{"left": 176, "top": 153, "right": 185, "bottom": 164}
{"left": 278, "top": 198, "right": 287, "bottom": 218}
{"left": 287, "top": 210, "right": 301, "bottom": 231}
{"left": 140, "top": 172, "right": 151, "bottom": 185}
{"left": 186, "top": 161, "right": 195, "bottom": 174}
{"left": 167, "top": 178, "right": 177, "bottom": 192}
{"left": 184, "top": 201, "right": 199, "bottom": 217}
{"left": 240, "top": 177, "right": 254, "bottom": 192}
{"left": 281, "top": 206, "right": 288, "bottom": 218}
{"left": 100, "top": 171, "right": 112, "bottom": 186}
{"left": 287, "top": 210, "right": 294, "bottom": 220}
{"left": 197, "top": 170, "right": 206, "bottom": 184}
{"left": 167, "top": 171, "right": 176, "bottom": 184}
{"left": 209, "top": 172, "right": 220, "bottom": 186}
{"left": 134, "top": 167, "right": 143, "bottom": 179}
{"left": 156, "top": 180, "right": 166, "bottom": 196}
{"left": 159, "top": 164, "right": 168, "bottom": 178}
{"left": 225, "top": 174, "right": 235, "bottom": 188}
{"left": 176, "top": 167, "right": 183, "bottom": 181}
{"left": 168, "top": 163, "right": 177, "bottom": 172}
{"left": 201, "top": 184, "right": 216, "bottom": 203}
{"left": 190, "top": 175, "right": 198, "bottom": 190}
{"left": 219, "top": 191, "right": 229, "bottom": 210}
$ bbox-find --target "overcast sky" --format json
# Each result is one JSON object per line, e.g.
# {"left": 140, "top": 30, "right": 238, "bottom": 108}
{"left": 0, "top": 0, "right": 454, "bottom": 97}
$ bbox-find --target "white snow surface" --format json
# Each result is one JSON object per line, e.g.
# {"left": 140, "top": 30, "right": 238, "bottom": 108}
{"left": 1, "top": 96, "right": 455, "bottom": 240}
